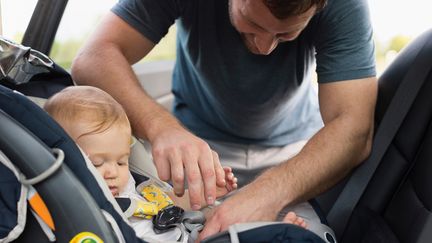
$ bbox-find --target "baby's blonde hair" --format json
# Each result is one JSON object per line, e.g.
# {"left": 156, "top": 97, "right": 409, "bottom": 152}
{"left": 44, "top": 86, "right": 130, "bottom": 139}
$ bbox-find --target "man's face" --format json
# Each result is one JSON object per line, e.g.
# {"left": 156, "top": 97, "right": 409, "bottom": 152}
{"left": 229, "top": 0, "right": 316, "bottom": 55}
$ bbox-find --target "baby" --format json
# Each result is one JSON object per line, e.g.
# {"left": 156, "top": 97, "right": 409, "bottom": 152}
{"left": 44, "top": 86, "right": 306, "bottom": 242}
{"left": 44, "top": 86, "right": 238, "bottom": 242}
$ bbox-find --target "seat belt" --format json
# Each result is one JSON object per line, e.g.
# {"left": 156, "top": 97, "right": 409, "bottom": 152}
{"left": 327, "top": 34, "right": 432, "bottom": 239}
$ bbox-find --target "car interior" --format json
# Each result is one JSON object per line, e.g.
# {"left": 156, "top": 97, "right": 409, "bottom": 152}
{"left": 0, "top": 0, "right": 432, "bottom": 242}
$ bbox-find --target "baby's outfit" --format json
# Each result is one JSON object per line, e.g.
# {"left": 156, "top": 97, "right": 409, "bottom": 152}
{"left": 118, "top": 174, "right": 188, "bottom": 243}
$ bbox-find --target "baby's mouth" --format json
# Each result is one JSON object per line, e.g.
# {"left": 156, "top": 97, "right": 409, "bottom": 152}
{"left": 109, "top": 186, "right": 119, "bottom": 196}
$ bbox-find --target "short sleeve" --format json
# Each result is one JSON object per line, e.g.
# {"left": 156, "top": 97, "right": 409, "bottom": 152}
{"left": 314, "top": 0, "right": 376, "bottom": 83}
{"left": 111, "top": 0, "right": 187, "bottom": 44}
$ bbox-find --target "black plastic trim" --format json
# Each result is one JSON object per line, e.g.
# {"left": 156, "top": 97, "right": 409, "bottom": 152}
{"left": 22, "top": 0, "right": 69, "bottom": 55}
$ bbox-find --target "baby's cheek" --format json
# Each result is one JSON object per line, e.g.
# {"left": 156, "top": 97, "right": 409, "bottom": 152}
{"left": 95, "top": 166, "right": 105, "bottom": 177}
{"left": 118, "top": 169, "right": 130, "bottom": 191}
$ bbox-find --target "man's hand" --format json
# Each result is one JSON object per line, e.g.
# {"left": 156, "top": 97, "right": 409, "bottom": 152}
{"left": 199, "top": 182, "right": 279, "bottom": 241}
{"left": 151, "top": 127, "right": 226, "bottom": 210}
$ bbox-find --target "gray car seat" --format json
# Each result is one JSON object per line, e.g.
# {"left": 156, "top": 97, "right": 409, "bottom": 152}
{"left": 328, "top": 29, "right": 432, "bottom": 243}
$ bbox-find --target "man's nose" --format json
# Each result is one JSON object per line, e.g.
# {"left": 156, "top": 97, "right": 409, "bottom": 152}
{"left": 254, "top": 34, "right": 278, "bottom": 55}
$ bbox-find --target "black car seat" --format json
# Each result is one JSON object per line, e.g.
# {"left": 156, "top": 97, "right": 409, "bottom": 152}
{"left": 337, "top": 29, "right": 432, "bottom": 242}
{"left": 0, "top": 39, "right": 146, "bottom": 242}
{"left": 0, "top": 107, "right": 119, "bottom": 242}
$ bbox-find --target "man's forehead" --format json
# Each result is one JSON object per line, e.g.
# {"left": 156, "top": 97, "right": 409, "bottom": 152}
{"left": 241, "top": 0, "right": 316, "bottom": 33}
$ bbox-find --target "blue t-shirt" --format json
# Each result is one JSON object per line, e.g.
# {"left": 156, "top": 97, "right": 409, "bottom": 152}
{"left": 112, "top": 0, "right": 376, "bottom": 146}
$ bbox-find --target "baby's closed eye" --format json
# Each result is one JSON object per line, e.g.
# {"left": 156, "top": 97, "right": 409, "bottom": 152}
{"left": 92, "top": 160, "right": 104, "bottom": 167}
{"left": 117, "top": 160, "right": 128, "bottom": 166}
{"left": 88, "top": 155, "right": 104, "bottom": 167}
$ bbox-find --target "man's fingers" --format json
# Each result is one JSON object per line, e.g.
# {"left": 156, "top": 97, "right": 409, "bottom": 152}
{"left": 199, "top": 150, "right": 217, "bottom": 206}
{"left": 152, "top": 148, "right": 171, "bottom": 181}
{"left": 213, "top": 151, "right": 226, "bottom": 187}
{"left": 168, "top": 150, "right": 185, "bottom": 196}
{"left": 184, "top": 156, "right": 203, "bottom": 210}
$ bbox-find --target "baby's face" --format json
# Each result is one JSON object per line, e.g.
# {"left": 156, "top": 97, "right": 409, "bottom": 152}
{"left": 76, "top": 125, "right": 131, "bottom": 196}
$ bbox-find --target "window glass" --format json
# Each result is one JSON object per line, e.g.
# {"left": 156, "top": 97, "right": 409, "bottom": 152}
{"left": 51, "top": 0, "right": 176, "bottom": 69}
{"left": 368, "top": 0, "right": 432, "bottom": 75}
{"left": 51, "top": 0, "right": 117, "bottom": 69}
{"left": 1, "top": 0, "right": 38, "bottom": 42}
{"left": 1, "top": 0, "right": 431, "bottom": 73}
{"left": 0, "top": 0, "right": 175, "bottom": 70}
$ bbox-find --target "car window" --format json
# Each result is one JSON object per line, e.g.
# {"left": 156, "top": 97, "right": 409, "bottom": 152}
{"left": 369, "top": 0, "right": 432, "bottom": 75}
{"left": 1, "top": 0, "right": 431, "bottom": 73}
{"left": 1, "top": 0, "right": 38, "bottom": 42}
{"left": 1, "top": 0, "right": 176, "bottom": 70}
{"left": 47, "top": 0, "right": 117, "bottom": 69}
{"left": 51, "top": 0, "right": 176, "bottom": 69}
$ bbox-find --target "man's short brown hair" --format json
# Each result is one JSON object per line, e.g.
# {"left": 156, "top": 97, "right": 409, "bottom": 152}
{"left": 263, "top": 0, "right": 327, "bottom": 19}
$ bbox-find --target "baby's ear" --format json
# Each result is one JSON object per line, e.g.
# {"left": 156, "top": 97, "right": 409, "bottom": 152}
{"left": 130, "top": 136, "right": 136, "bottom": 147}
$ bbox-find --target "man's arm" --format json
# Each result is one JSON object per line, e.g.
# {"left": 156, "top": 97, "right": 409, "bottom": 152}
{"left": 71, "top": 12, "right": 225, "bottom": 209}
{"left": 200, "top": 77, "right": 377, "bottom": 239}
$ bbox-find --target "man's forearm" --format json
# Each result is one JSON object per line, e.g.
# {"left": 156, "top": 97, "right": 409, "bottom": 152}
{"left": 71, "top": 44, "right": 181, "bottom": 141}
{"left": 247, "top": 114, "right": 373, "bottom": 216}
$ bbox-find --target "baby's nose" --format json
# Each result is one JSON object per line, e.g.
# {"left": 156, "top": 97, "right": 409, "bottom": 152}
{"left": 104, "top": 163, "right": 119, "bottom": 178}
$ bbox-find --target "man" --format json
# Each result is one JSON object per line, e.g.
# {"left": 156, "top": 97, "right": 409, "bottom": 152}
{"left": 71, "top": 0, "right": 377, "bottom": 239}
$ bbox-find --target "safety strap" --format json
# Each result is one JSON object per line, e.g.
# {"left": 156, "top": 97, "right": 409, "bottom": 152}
{"left": 182, "top": 210, "right": 205, "bottom": 242}
{"left": 327, "top": 34, "right": 432, "bottom": 238}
